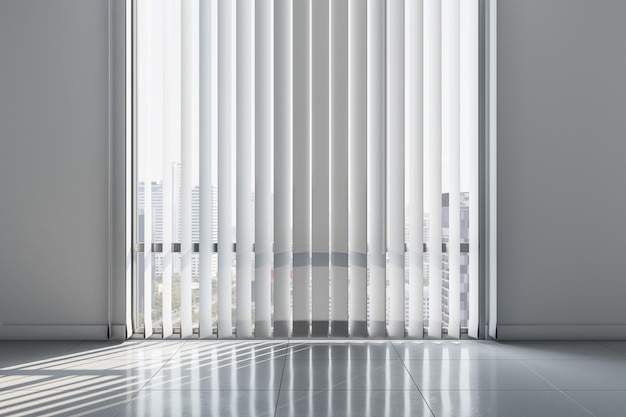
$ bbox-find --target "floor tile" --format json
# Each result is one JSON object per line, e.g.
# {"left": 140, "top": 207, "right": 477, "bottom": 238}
{"left": 523, "top": 359, "right": 626, "bottom": 390}
{"left": 597, "top": 341, "right": 626, "bottom": 357}
{"left": 287, "top": 341, "right": 399, "bottom": 360}
{"left": 174, "top": 340, "right": 290, "bottom": 363}
{"left": 282, "top": 358, "right": 417, "bottom": 391}
{"left": 0, "top": 341, "right": 83, "bottom": 363}
{"left": 275, "top": 389, "right": 434, "bottom": 417}
{"left": 3, "top": 340, "right": 626, "bottom": 417}
{"left": 117, "top": 389, "right": 278, "bottom": 417}
{"left": 144, "top": 356, "right": 285, "bottom": 390}
{"left": 65, "top": 340, "right": 183, "bottom": 362}
{"left": 563, "top": 390, "right": 626, "bottom": 417}
{"left": 405, "top": 359, "right": 554, "bottom": 391}
{"left": 3, "top": 370, "right": 159, "bottom": 393}
{"left": 7, "top": 356, "right": 166, "bottom": 371}
{"left": 495, "top": 341, "right": 622, "bottom": 360}
{"left": 0, "top": 388, "right": 135, "bottom": 417}
{"left": 392, "top": 341, "right": 514, "bottom": 361}
{"left": 422, "top": 390, "right": 593, "bottom": 417}
{"left": 0, "top": 359, "right": 163, "bottom": 392}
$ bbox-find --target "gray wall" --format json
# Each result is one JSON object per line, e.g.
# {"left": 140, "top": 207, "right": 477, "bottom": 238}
{"left": 497, "top": 0, "right": 626, "bottom": 339}
{"left": 0, "top": 0, "right": 126, "bottom": 339}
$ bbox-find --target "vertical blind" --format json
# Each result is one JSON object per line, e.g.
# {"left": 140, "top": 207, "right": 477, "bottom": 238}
{"left": 135, "top": 0, "right": 479, "bottom": 339}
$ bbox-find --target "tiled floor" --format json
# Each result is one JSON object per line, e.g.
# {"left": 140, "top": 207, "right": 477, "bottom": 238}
{"left": 1, "top": 339, "right": 626, "bottom": 416}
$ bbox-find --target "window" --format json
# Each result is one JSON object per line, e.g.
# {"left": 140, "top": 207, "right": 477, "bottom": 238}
{"left": 133, "top": 0, "right": 480, "bottom": 339}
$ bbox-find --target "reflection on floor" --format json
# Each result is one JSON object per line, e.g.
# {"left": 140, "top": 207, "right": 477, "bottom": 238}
{"left": 1, "top": 339, "right": 626, "bottom": 416}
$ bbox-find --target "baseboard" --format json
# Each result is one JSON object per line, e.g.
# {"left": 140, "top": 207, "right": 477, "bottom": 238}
{"left": 7, "top": 323, "right": 624, "bottom": 341}
{"left": 496, "top": 324, "right": 626, "bottom": 340}
{"left": 0, "top": 325, "right": 127, "bottom": 341}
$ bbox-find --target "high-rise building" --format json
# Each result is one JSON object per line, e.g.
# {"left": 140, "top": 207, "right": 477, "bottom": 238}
{"left": 441, "top": 192, "right": 470, "bottom": 329}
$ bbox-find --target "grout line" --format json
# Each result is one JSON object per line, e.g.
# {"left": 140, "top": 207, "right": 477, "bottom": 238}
{"left": 273, "top": 340, "right": 289, "bottom": 417}
{"left": 69, "top": 340, "right": 87, "bottom": 351}
{"left": 113, "top": 339, "right": 187, "bottom": 417}
{"left": 389, "top": 339, "right": 437, "bottom": 417}
{"left": 548, "top": 391, "right": 597, "bottom": 417}
{"left": 517, "top": 359, "right": 596, "bottom": 417}
{"left": 596, "top": 340, "right": 626, "bottom": 358}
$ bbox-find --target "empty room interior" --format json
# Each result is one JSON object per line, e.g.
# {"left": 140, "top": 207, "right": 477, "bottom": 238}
{"left": 1, "top": 0, "right": 626, "bottom": 416}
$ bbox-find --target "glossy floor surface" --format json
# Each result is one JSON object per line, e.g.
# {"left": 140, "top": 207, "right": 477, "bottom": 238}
{"left": 1, "top": 340, "right": 626, "bottom": 416}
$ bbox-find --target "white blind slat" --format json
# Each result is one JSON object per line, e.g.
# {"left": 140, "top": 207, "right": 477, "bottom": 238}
{"left": 199, "top": 0, "right": 214, "bottom": 339}
{"left": 367, "top": 0, "right": 386, "bottom": 337}
{"left": 180, "top": 0, "right": 193, "bottom": 338}
{"left": 311, "top": 0, "right": 330, "bottom": 337}
{"left": 464, "top": 0, "right": 480, "bottom": 339}
{"left": 236, "top": 0, "right": 254, "bottom": 338}
{"left": 274, "top": 0, "right": 293, "bottom": 337}
{"left": 217, "top": 0, "right": 234, "bottom": 338}
{"left": 254, "top": 0, "right": 272, "bottom": 338}
{"left": 330, "top": 0, "right": 349, "bottom": 337}
{"left": 426, "top": 0, "right": 443, "bottom": 339}
{"left": 161, "top": 0, "right": 173, "bottom": 339}
{"left": 444, "top": 0, "right": 461, "bottom": 339}
{"left": 292, "top": 0, "right": 311, "bottom": 337}
{"left": 348, "top": 0, "right": 367, "bottom": 337}
{"left": 406, "top": 0, "right": 424, "bottom": 339}
{"left": 139, "top": 0, "right": 153, "bottom": 338}
{"left": 387, "top": 0, "right": 405, "bottom": 339}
